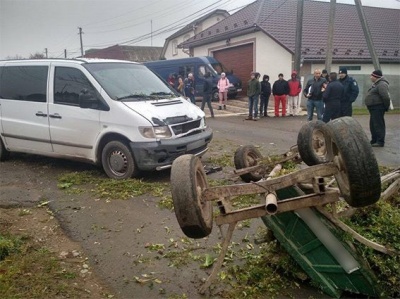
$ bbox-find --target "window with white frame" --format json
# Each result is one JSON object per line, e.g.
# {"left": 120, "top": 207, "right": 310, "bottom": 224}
{"left": 172, "top": 40, "right": 178, "bottom": 56}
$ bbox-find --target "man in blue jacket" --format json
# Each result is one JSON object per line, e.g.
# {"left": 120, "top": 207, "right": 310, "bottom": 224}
{"left": 338, "top": 67, "right": 359, "bottom": 116}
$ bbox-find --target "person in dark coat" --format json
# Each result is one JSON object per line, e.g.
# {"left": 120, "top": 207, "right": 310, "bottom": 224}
{"left": 365, "top": 70, "right": 391, "bottom": 147}
{"left": 201, "top": 72, "right": 214, "bottom": 118}
{"left": 259, "top": 74, "right": 271, "bottom": 117}
{"left": 272, "top": 73, "right": 289, "bottom": 117}
{"left": 338, "top": 67, "right": 359, "bottom": 116}
{"left": 184, "top": 73, "right": 196, "bottom": 104}
{"left": 322, "top": 72, "right": 343, "bottom": 123}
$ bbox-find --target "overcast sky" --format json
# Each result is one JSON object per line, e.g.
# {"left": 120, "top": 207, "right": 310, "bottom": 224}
{"left": 1, "top": 0, "right": 399, "bottom": 60}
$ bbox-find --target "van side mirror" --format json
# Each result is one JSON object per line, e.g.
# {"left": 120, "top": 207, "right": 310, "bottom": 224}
{"left": 79, "top": 88, "right": 98, "bottom": 109}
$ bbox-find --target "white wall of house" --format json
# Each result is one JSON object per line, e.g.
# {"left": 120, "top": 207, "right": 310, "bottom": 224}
{"left": 193, "top": 31, "right": 293, "bottom": 79}
{"left": 253, "top": 31, "right": 293, "bottom": 80}
{"left": 164, "top": 34, "right": 193, "bottom": 60}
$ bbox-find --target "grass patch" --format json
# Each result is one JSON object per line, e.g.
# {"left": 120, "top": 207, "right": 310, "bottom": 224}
{"left": 58, "top": 170, "right": 170, "bottom": 200}
{"left": 0, "top": 234, "right": 88, "bottom": 299}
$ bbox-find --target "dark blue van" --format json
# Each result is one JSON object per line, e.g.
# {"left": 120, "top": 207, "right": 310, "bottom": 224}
{"left": 144, "top": 56, "right": 242, "bottom": 101}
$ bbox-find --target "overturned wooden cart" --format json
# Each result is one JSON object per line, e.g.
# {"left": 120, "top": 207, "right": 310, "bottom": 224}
{"left": 170, "top": 117, "right": 399, "bottom": 298}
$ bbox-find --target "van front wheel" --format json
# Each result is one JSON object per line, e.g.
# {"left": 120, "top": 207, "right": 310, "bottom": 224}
{"left": 101, "top": 141, "right": 138, "bottom": 179}
{"left": 212, "top": 90, "right": 219, "bottom": 102}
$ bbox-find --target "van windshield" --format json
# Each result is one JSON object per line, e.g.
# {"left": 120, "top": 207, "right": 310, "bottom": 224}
{"left": 210, "top": 62, "right": 231, "bottom": 75}
{"left": 84, "top": 63, "right": 176, "bottom": 101}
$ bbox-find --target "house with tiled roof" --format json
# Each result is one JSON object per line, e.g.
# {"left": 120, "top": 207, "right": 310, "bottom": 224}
{"left": 180, "top": 0, "right": 399, "bottom": 106}
{"left": 84, "top": 45, "right": 163, "bottom": 62}
{"left": 161, "top": 9, "right": 230, "bottom": 60}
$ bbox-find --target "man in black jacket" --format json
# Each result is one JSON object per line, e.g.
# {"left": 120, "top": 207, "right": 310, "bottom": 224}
{"left": 201, "top": 72, "right": 214, "bottom": 118}
{"left": 303, "top": 69, "right": 326, "bottom": 121}
{"left": 272, "top": 73, "right": 289, "bottom": 117}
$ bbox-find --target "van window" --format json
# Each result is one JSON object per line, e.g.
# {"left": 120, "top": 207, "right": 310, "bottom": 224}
{"left": 172, "top": 40, "right": 178, "bottom": 56}
{"left": 178, "top": 65, "right": 194, "bottom": 78}
{"left": 54, "top": 67, "right": 95, "bottom": 106}
{"left": 198, "top": 65, "right": 206, "bottom": 78}
{"left": 0, "top": 66, "right": 48, "bottom": 102}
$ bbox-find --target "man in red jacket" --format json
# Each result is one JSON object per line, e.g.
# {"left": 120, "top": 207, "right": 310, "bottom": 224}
{"left": 287, "top": 70, "right": 302, "bottom": 116}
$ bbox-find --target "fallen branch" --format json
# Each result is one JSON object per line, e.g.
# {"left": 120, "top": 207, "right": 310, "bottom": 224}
{"left": 316, "top": 206, "right": 399, "bottom": 255}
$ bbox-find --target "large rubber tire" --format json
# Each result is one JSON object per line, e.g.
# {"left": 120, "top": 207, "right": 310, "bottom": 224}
{"left": 234, "top": 145, "right": 263, "bottom": 183}
{"left": 297, "top": 120, "right": 333, "bottom": 166}
{"left": 171, "top": 155, "right": 213, "bottom": 238}
{"left": 101, "top": 140, "right": 139, "bottom": 179}
{"left": 0, "top": 138, "right": 10, "bottom": 161}
{"left": 326, "top": 117, "right": 381, "bottom": 207}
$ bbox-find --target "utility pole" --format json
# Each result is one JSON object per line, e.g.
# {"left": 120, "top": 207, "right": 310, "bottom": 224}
{"left": 325, "top": 0, "right": 336, "bottom": 72}
{"left": 293, "top": 0, "right": 304, "bottom": 73}
{"left": 78, "top": 27, "right": 84, "bottom": 57}
{"left": 45, "top": 48, "right": 48, "bottom": 58}
{"left": 151, "top": 20, "right": 153, "bottom": 47}
{"left": 354, "top": 0, "right": 380, "bottom": 70}
{"left": 64, "top": 49, "right": 67, "bottom": 58}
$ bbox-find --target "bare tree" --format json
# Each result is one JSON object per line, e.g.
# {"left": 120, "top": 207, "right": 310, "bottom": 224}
{"left": 29, "top": 52, "right": 45, "bottom": 59}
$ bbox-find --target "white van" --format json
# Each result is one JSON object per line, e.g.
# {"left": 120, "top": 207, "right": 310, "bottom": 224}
{"left": 0, "top": 58, "right": 212, "bottom": 179}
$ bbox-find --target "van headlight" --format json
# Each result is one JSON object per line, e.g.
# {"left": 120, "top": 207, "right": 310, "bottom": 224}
{"left": 201, "top": 117, "right": 206, "bottom": 127}
{"left": 139, "top": 126, "right": 172, "bottom": 138}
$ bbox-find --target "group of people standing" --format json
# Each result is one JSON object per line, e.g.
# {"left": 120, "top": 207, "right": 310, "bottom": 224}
{"left": 246, "top": 68, "right": 391, "bottom": 147}
{"left": 303, "top": 67, "right": 359, "bottom": 123}
{"left": 246, "top": 71, "right": 302, "bottom": 120}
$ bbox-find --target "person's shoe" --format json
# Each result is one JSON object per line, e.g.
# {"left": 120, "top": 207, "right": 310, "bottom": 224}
{"left": 223, "top": 105, "right": 226, "bottom": 110}
{"left": 245, "top": 116, "right": 253, "bottom": 120}
{"left": 290, "top": 114, "right": 293, "bottom": 116}
{"left": 371, "top": 143, "right": 384, "bottom": 147}
{"left": 218, "top": 106, "right": 222, "bottom": 110}
{"left": 253, "top": 117, "right": 259, "bottom": 121}
{"left": 211, "top": 114, "right": 215, "bottom": 118}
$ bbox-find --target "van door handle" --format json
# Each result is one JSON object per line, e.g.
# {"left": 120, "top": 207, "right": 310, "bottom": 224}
{"left": 35, "top": 111, "right": 48, "bottom": 117}
{"left": 49, "top": 113, "right": 62, "bottom": 119}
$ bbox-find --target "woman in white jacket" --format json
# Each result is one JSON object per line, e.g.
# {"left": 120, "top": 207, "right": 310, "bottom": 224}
{"left": 217, "top": 72, "right": 230, "bottom": 110}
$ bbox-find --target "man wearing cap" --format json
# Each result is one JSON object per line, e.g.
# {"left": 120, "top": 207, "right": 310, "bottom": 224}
{"left": 303, "top": 69, "right": 326, "bottom": 121}
{"left": 338, "top": 67, "right": 359, "bottom": 116}
{"left": 365, "top": 70, "right": 391, "bottom": 147}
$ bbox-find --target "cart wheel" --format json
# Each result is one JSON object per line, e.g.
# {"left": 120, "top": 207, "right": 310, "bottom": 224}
{"left": 234, "top": 145, "right": 263, "bottom": 182}
{"left": 171, "top": 154, "right": 213, "bottom": 238}
{"left": 326, "top": 117, "right": 381, "bottom": 207}
{"left": 297, "top": 120, "right": 333, "bottom": 166}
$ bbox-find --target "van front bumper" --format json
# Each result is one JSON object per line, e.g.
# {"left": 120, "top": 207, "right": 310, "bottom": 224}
{"left": 130, "top": 129, "right": 213, "bottom": 171}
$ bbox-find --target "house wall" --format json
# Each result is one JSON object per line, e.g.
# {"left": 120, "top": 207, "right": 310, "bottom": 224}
{"left": 193, "top": 31, "right": 293, "bottom": 79}
{"left": 311, "top": 63, "right": 400, "bottom": 76}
